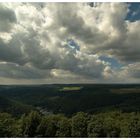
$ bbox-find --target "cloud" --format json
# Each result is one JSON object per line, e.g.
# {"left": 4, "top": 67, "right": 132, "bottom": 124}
{"left": 0, "top": 37, "right": 25, "bottom": 64}
{"left": 0, "top": 62, "right": 51, "bottom": 79}
{"left": 113, "top": 21, "right": 140, "bottom": 63}
{"left": 120, "top": 63, "right": 140, "bottom": 80}
{"left": 0, "top": 3, "right": 16, "bottom": 32}
{"left": 0, "top": 2, "right": 140, "bottom": 84}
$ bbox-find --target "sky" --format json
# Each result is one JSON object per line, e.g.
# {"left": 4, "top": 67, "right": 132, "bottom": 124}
{"left": 0, "top": 2, "right": 140, "bottom": 84}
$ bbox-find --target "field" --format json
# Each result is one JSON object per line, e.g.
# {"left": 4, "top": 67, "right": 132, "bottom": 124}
{"left": 59, "top": 86, "right": 83, "bottom": 91}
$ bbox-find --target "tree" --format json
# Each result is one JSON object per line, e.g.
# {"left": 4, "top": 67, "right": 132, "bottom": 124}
{"left": 56, "top": 117, "right": 71, "bottom": 137}
{"left": 104, "top": 117, "right": 121, "bottom": 137}
{"left": 87, "top": 116, "right": 106, "bottom": 137}
{"left": 0, "top": 113, "right": 16, "bottom": 137}
{"left": 21, "top": 111, "right": 41, "bottom": 137}
{"left": 128, "top": 116, "right": 140, "bottom": 137}
{"left": 37, "top": 114, "right": 63, "bottom": 137}
{"left": 71, "top": 112, "right": 89, "bottom": 137}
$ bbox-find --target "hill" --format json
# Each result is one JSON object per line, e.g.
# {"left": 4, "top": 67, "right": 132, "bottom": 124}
{"left": 0, "top": 84, "right": 140, "bottom": 116}
{"left": 0, "top": 95, "right": 34, "bottom": 116}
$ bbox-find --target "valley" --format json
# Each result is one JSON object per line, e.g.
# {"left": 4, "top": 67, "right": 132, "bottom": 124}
{"left": 1, "top": 84, "right": 140, "bottom": 116}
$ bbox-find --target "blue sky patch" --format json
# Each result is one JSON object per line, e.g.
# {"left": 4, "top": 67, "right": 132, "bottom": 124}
{"left": 67, "top": 39, "right": 80, "bottom": 51}
{"left": 126, "top": 3, "right": 140, "bottom": 22}
{"left": 99, "top": 56, "right": 124, "bottom": 69}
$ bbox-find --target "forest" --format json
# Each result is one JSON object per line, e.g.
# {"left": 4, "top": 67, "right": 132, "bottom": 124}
{"left": 1, "top": 110, "right": 140, "bottom": 137}
{"left": 1, "top": 84, "right": 140, "bottom": 137}
{"left": 1, "top": 84, "right": 140, "bottom": 116}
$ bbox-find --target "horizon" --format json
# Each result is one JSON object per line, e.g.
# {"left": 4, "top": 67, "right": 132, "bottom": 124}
{"left": 1, "top": 83, "right": 140, "bottom": 86}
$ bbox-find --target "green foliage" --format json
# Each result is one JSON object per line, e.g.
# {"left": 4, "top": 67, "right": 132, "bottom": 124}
{"left": 56, "top": 117, "right": 71, "bottom": 137}
{"left": 104, "top": 117, "right": 121, "bottom": 137}
{"left": 21, "top": 111, "right": 41, "bottom": 137}
{"left": 0, "top": 113, "right": 18, "bottom": 137}
{"left": 128, "top": 115, "right": 140, "bottom": 137}
{"left": 1, "top": 111, "right": 140, "bottom": 137}
{"left": 0, "top": 96, "right": 33, "bottom": 117}
{"left": 88, "top": 116, "right": 106, "bottom": 137}
{"left": 71, "top": 112, "right": 89, "bottom": 137}
{"left": 37, "top": 114, "right": 63, "bottom": 137}
{"left": 37, "top": 116, "right": 57, "bottom": 137}
{"left": 1, "top": 83, "right": 140, "bottom": 138}
{"left": 36, "top": 117, "right": 48, "bottom": 137}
